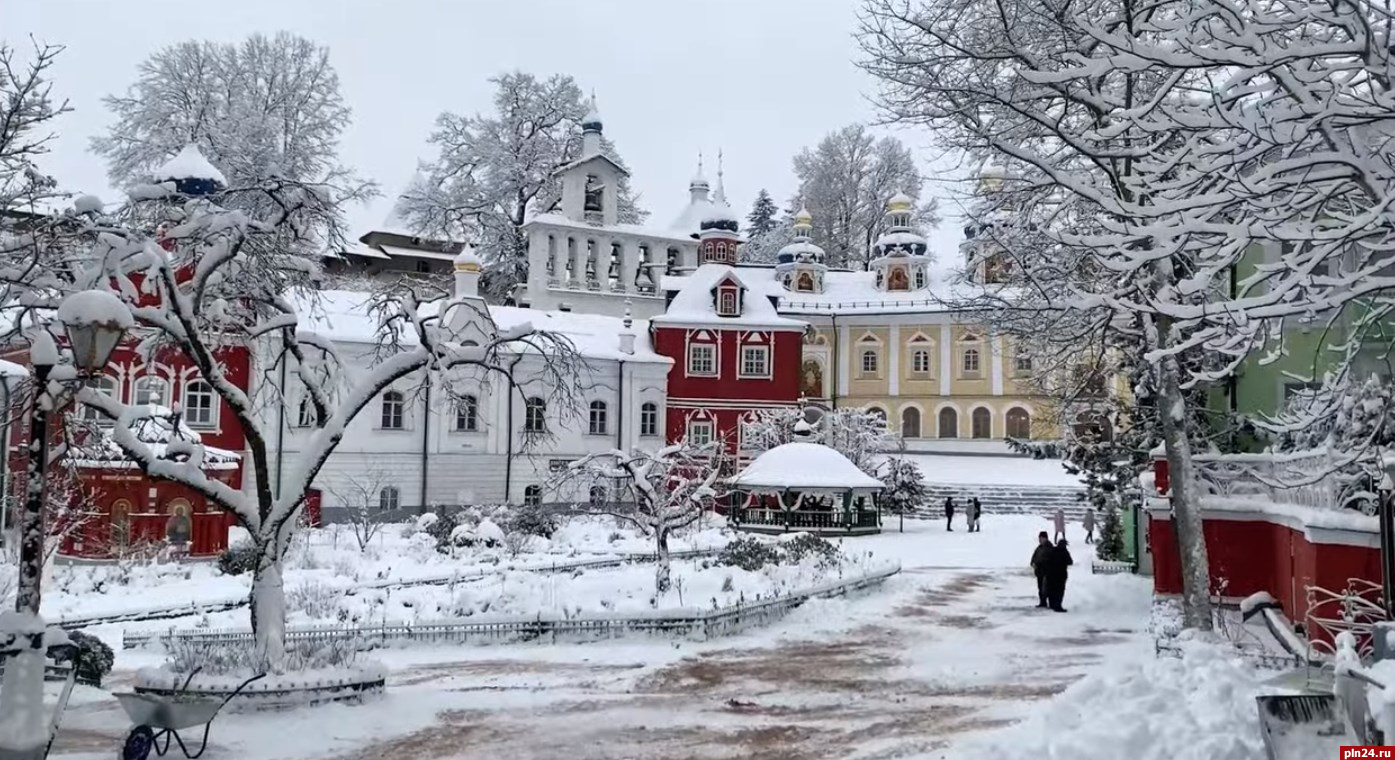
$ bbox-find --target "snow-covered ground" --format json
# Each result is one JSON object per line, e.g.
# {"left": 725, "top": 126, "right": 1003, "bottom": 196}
{"left": 897, "top": 453, "right": 1086, "bottom": 487}
{"left": 41, "top": 514, "right": 1273, "bottom": 760}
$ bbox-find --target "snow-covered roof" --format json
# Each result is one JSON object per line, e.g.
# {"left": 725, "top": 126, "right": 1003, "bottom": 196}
{"left": 153, "top": 145, "right": 227, "bottom": 186}
{"left": 376, "top": 244, "right": 457, "bottom": 263}
{"left": 664, "top": 264, "right": 991, "bottom": 316}
{"left": 670, "top": 198, "right": 713, "bottom": 234}
{"left": 778, "top": 240, "right": 825, "bottom": 260}
{"left": 732, "top": 442, "right": 884, "bottom": 491}
{"left": 526, "top": 213, "right": 695, "bottom": 245}
{"left": 295, "top": 290, "right": 671, "bottom": 364}
{"left": 0, "top": 359, "right": 26, "bottom": 379}
{"left": 651, "top": 265, "right": 806, "bottom": 330}
{"left": 874, "top": 230, "right": 929, "bottom": 249}
{"left": 701, "top": 200, "right": 740, "bottom": 226}
{"left": 553, "top": 153, "right": 630, "bottom": 178}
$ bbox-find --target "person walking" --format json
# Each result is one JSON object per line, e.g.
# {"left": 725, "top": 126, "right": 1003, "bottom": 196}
{"left": 1030, "top": 532, "right": 1052, "bottom": 608}
{"left": 1083, "top": 507, "right": 1096, "bottom": 545}
{"left": 1046, "top": 538, "right": 1074, "bottom": 612}
{"left": 944, "top": 496, "right": 956, "bottom": 531}
{"left": 969, "top": 497, "right": 983, "bottom": 533}
{"left": 1052, "top": 507, "right": 1067, "bottom": 543}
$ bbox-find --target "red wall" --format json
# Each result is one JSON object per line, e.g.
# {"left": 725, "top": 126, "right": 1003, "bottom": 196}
{"left": 1149, "top": 509, "right": 1382, "bottom": 643}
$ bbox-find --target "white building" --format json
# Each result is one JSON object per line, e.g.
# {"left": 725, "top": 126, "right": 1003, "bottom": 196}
{"left": 260, "top": 247, "right": 673, "bottom": 517}
{"left": 521, "top": 100, "right": 717, "bottom": 319}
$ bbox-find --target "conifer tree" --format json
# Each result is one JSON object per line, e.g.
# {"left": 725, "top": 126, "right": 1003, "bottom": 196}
{"left": 747, "top": 189, "right": 778, "bottom": 237}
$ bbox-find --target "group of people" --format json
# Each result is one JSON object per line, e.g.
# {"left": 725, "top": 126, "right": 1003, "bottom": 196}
{"left": 942, "top": 496, "right": 982, "bottom": 532}
{"left": 1031, "top": 532, "right": 1074, "bottom": 612}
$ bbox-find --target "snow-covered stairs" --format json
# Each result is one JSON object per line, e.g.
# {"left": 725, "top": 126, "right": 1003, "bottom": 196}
{"left": 916, "top": 482, "right": 1087, "bottom": 520}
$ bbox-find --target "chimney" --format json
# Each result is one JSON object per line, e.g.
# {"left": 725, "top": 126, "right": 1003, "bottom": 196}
{"left": 618, "top": 300, "right": 635, "bottom": 355}
{"left": 453, "top": 244, "right": 482, "bottom": 298}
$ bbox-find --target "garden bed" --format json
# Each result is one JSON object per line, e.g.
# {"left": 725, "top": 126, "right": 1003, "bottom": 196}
{"left": 132, "top": 665, "right": 387, "bottom": 710}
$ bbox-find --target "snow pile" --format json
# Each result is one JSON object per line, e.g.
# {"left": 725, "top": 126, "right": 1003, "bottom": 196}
{"left": 968, "top": 634, "right": 1265, "bottom": 760}
{"left": 0, "top": 612, "right": 49, "bottom": 751}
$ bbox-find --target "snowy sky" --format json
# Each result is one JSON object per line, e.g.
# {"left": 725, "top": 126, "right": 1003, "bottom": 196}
{"left": 9, "top": 0, "right": 968, "bottom": 261}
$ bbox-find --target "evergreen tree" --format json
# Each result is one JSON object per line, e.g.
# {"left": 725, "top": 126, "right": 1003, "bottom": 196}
{"left": 879, "top": 458, "right": 927, "bottom": 516}
{"left": 747, "top": 190, "right": 778, "bottom": 237}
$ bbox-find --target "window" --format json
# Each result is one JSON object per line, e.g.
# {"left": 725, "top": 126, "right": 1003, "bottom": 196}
{"left": 1006, "top": 407, "right": 1032, "bottom": 439}
{"left": 296, "top": 397, "right": 318, "bottom": 428}
{"left": 912, "top": 349, "right": 932, "bottom": 375}
{"left": 740, "top": 346, "right": 770, "bottom": 378}
{"left": 938, "top": 407, "right": 959, "bottom": 439}
{"left": 867, "top": 407, "right": 887, "bottom": 426}
{"left": 718, "top": 289, "right": 738, "bottom": 316}
{"left": 687, "top": 419, "right": 714, "bottom": 446}
{"left": 640, "top": 402, "right": 659, "bottom": 437}
{"left": 860, "top": 350, "right": 879, "bottom": 376}
{"left": 901, "top": 407, "right": 921, "bottom": 438}
{"left": 1014, "top": 350, "right": 1033, "bottom": 374}
{"left": 455, "top": 395, "right": 479, "bottom": 432}
{"left": 589, "top": 485, "right": 607, "bottom": 506}
{"left": 525, "top": 397, "right": 547, "bottom": 433}
{"left": 523, "top": 485, "right": 542, "bottom": 507}
{"left": 414, "top": 260, "right": 431, "bottom": 274}
{"left": 688, "top": 343, "right": 716, "bottom": 376}
{"left": 84, "top": 376, "right": 118, "bottom": 427}
{"left": 378, "top": 486, "right": 400, "bottom": 511}
{"left": 589, "top": 400, "right": 608, "bottom": 435}
{"left": 134, "top": 377, "right": 169, "bottom": 408}
{"left": 183, "top": 381, "right": 217, "bottom": 428}
{"left": 962, "top": 348, "right": 981, "bottom": 375}
{"left": 380, "top": 390, "right": 405, "bottom": 430}
{"left": 914, "top": 268, "right": 926, "bottom": 289}
{"left": 971, "top": 407, "right": 992, "bottom": 439}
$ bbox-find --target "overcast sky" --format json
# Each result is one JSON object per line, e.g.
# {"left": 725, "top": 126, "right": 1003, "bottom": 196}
{"left": 10, "top": 0, "right": 967, "bottom": 261}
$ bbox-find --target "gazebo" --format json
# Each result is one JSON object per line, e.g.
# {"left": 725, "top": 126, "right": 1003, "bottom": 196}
{"left": 729, "top": 432, "right": 885, "bottom": 536}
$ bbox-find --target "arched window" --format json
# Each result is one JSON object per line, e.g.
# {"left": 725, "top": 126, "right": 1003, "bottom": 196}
{"left": 134, "top": 376, "right": 169, "bottom": 408}
{"left": 380, "top": 390, "right": 405, "bottom": 430}
{"left": 296, "top": 396, "right": 318, "bottom": 428}
{"left": 378, "top": 486, "right": 400, "bottom": 511}
{"left": 962, "top": 348, "right": 981, "bottom": 375}
{"left": 455, "top": 395, "right": 478, "bottom": 432}
{"left": 1006, "top": 407, "right": 1032, "bottom": 439}
{"left": 84, "top": 376, "right": 118, "bottom": 427}
{"left": 912, "top": 349, "right": 931, "bottom": 375}
{"left": 938, "top": 407, "right": 959, "bottom": 439}
{"left": 1014, "top": 349, "right": 1033, "bottom": 374}
{"left": 589, "top": 485, "right": 607, "bottom": 506}
{"left": 640, "top": 402, "right": 659, "bottom": 437}
{"left": 588, "top": 400, "right": 608, "bottom": 435}
{"left": 971, "top": 407, "right": 992, "bottom": 439}
{"left": 901, "top": 407, "right": 921, "bottom": 438}
{"left": 182, "top": 380, "right": 217, "bottom": 427}
{"left": 524, "top": 397, "right": 547, "bottom": 433}
{"left": 867, "top": 407, "right": 887, "bottom": 426}
{"left": 860, "top": 350, "right": 879, "bottom": 376}
{"left": 523, "top": 485, "right": 542, "bottom": 507}
{"left": 718, "top": 290, "right": 738, "bottom": 316}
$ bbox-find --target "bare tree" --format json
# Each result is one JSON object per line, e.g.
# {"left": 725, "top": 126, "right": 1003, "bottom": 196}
{"left": 790, "top": 124, "right": 939, "bottom": 269}
{"left": 400, "top": 72, "right": 647, "bottom": 301}
{"left": 550, "top": 443, "right": 723, "bottom": 594}
{"left": 325, "top": 468, "right": 395, "bottom": 552}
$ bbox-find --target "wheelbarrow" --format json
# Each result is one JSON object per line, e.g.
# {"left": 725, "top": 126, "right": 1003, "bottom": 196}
{"left": 116, "top": 670, "right": 265, "bottom": 760}
{"left": 0, "top": 634, "right": 82, "bottom": 760}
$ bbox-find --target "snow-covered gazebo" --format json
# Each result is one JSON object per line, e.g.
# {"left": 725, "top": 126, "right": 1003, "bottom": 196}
{"left": 730, "top": 424, "right": 885, "bottom": 536}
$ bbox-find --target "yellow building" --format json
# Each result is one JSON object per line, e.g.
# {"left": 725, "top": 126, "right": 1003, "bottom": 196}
{"left": 722, "top": 195, "right": 1054, "bottom": 449}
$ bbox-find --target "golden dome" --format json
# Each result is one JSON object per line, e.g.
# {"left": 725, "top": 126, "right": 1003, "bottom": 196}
{"left": 887, "top": 192, "right": 914, "bottom": 213}
{"left": 794, "top": 206, "right": 813, "bottom": 226}
{"left": 454, "top": 244, "right": 483, "bottom": 273}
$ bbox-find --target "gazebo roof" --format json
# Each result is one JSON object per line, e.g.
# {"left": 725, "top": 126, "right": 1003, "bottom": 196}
{"left": 732, "top": 442, "right": 884, "bottom": 491}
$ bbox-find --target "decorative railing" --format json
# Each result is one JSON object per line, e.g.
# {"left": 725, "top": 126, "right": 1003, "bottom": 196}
{"left": 733, "top": 509, "right": 880, "bottom": 531}
{"left": 1191, "top": 450, "right": 1356, "bottom": 511}
{"left": 1304, "top": 578, "right": 1389, "bottom": 660}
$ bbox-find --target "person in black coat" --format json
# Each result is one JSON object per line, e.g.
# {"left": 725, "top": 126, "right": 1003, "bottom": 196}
{"left": 969, "top": 497, "right": 983, "bottom": 532}
{"left": 1045, "top": 538, "right": 1074, "bottom": 612}
{"left": 1029, "top": 531, "right": 1052, "bottom": 607}
{"left": 944, "top": 496, "right": 956, "bottom": 531}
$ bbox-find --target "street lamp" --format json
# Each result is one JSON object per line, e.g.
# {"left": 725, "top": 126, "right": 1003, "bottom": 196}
{"left": 1380, "top": 461, "right": 1395, "bottom": 619}
{"left": 0, "top": 361, "right": 28, "bottom": 548}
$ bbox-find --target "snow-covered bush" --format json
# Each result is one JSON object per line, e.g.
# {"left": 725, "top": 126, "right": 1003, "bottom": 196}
{"left": 781, "top": 534, "right": 842, "bottom": 569}
{"left": 718, "top": 537, "right": 783, "bottom": 571}
{"left": 420, "top": 511, "right": 459, "bottom": 553}
{"left": 165, "top": 636, "right": 363, "bottom": 676}
{"left": 507, "top": 502, "right": 560, "bottom": 538}
{"left": 287, "top": 581, "right": 340, "bottom": 620}
{"left": 217, "top": 541, "right": 259, "bottom": 576}
{"left": 415, "top": 513, "right": 439, "bottom": 532}
{"left": 60, "top": 631, "right": 114, "bottom": 686}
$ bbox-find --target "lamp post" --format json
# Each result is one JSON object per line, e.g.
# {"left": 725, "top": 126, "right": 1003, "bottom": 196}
{"left": 0, "top": 364, "right": 25, "bottom": 548}
{"left": 1380, "top": 464, "right": 1395, "bottom": 619}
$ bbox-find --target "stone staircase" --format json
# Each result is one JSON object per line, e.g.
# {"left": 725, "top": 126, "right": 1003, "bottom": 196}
{"left": 916, "top": 482, "right": 1088, "bottom": 520}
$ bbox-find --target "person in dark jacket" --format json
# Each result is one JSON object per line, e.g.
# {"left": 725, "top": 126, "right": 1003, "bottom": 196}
{"left": 969, "top": 497, "right": 983, "bottom": 532}
{"left": 1045, "top": 538, "right": 1074, "bottom": 612}
{"left": 944, "top": 496, "right": 956, "bottom": 531}
{"left": 1030, "top": 531, "right": 1051, "bottom": 607}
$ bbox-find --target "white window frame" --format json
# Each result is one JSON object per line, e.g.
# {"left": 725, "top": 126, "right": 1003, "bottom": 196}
{"left": 640, "top": 402, "right": 660, "bottom": 437}
{"left": 717, "top": 289, "right": 737, "bottom": 316}
{"left": 455, "top": 395, "right": 479, "bottom": 432}
{"left": 134, "top": 376, "right": 169, "bottom": 408}
{"left": 524, "top": 397, "right": 547, "bottom": 433}
{"left": 523, "top": 485, "right": 542, "bottom": 507}
{"left": 296, "top": 396, "right": 318, "bottom": 428}
{"left": 687, "top": 419, "right": 715, "bottom": 446}
{"left": 911, "top": 349, "right": 932, "bottom": 375}
{"left": 962, "top": 347, "right": 982, "bottom": 376}
{"left": 739, "top": 345, "right": 771, "bottom": 379}
{"left": 860, "top": 349, "right": 880, "bottom": 377}
{"left": 182, "top": 380, "right": 218, "bottom": 429}
{"left": 378, "top": 486, "right": 400, "bottom": 511}
{"left": 380, "top": 390, "right": 406, "bottom": 430}
{"left": 588, "top": 400, "right": 609, "bottom": 435}
{"left": 687, "top": 342, "right": 717, "bottom": 377}
{"left": 1014, "top": 350, "right": 1033, "bottom": 375}
{"left": 85, "top": 376, "right": 118, "bottom": 428}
